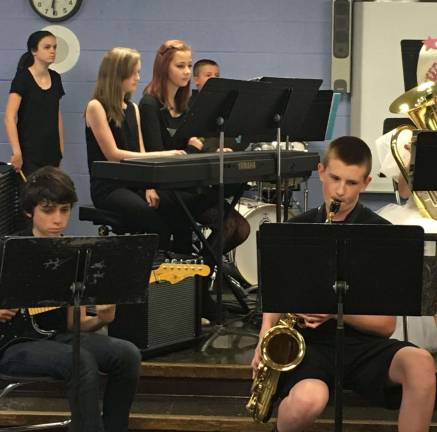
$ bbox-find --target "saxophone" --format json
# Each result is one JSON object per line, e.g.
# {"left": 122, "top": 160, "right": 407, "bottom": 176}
{"left": 246, "top": 313, "right": 305, "bottom": 423}
{"left": 246, "top": 199, "right": 341, "bottom": 423}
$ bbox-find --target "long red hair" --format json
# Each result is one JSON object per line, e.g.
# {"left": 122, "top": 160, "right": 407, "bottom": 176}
{"left": 144, "top": 39, "right": 192, "bottom": 113}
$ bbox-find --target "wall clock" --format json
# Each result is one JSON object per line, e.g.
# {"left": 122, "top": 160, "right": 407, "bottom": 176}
{"left": 29, "top": 0, "right": 83, "bottom": 22}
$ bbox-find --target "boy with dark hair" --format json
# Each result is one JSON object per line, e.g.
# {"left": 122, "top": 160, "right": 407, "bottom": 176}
{"left": 193, "top": 58, "right": 220, "bottom": 90}
{"left": 251, "top": 136, "right": 436, "bottom": 432}
{"left": 0, "top": 166, "right": 141, "bottom": 432}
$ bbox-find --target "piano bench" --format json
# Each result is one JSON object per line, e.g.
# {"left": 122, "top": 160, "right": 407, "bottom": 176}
{"left": 79, "top": 205, "right": 132, "bottom": 236}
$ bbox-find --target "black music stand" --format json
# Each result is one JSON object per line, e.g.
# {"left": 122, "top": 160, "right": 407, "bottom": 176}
{"left": 175, "top": 78, "right": 301, "bottom": 324}
{"left": 410, "top": 131, "right": 437, "bottom": 192}
{"left": 286, "top": 89, "right": 335, "bottom": 214}
{"left": 174, "top": 78, "right": 248, "bottom": 319}
{"left": 254, "top": 77, "right": 321, "bottom": 221}
{"left": 0, "top": 234, "right": 158, "bottom": 432}
{"left": 258, "top": 223, "right": 424, "bottom": 432}
{"left": 246, "top": 81, "right": 333, "bottom": 218}
{"left": 257, "top": 77, "right": 321, "bottom": 141}
{"left": 401, "top": 39, "right": 423, "bottom": 91}
{"left": 293, "top": 90, "right": 336, "bottom": 142}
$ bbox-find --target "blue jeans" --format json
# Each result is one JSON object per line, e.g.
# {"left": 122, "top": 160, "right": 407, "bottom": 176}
{"left": 0, "top": 332, "right": 141, "bottom": 432}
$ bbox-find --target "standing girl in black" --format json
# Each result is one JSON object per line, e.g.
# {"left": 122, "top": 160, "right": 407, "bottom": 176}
{"left": 85, "top": 47, "right": 184, "bottom": 248}
{"left": 4, "top": 30, "right": 65, "bottom": 176}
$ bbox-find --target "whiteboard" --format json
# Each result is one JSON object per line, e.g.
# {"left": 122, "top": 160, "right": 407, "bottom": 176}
{"left": 351, "top": 2, "right": 437, "bottom": 192}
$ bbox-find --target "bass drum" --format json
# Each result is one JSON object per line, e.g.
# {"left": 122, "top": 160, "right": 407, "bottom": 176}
{"left": 234, "top": 200, "right": 285, "bottom": 287}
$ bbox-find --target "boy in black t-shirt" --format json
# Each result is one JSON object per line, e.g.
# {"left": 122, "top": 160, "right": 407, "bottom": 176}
{"left": 251, "top": 136, "right": 436, "bottom": 432}
{"left": 0, "top": 166, "right": 141, "bottom": 432}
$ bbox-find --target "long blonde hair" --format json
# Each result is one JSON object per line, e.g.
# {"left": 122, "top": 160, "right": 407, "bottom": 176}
{"left": 144, "top": 39, "right": 192, "bottom": 113}
{"left": 90, "top": 47, "right": 140, "bottom": 127}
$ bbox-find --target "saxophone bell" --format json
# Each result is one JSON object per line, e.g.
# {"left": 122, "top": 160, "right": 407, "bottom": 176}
{"left": 246, "top": 313, "right": 306, "bottom": 423}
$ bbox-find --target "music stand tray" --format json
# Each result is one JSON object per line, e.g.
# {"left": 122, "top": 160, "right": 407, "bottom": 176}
{"left": 175, "top": 78, "right": 295, "bottom": 140}
{"left": 0, "top": 234, "right": 158, "bottom": 308}
{"left": 411, "top": 131, "right": 437, "bottom": 192}
{"left": 257, "top": 77, "right": 321, "bottom": 141}
{"left": 259, "top": 223, "right": 423, "bottom": 315}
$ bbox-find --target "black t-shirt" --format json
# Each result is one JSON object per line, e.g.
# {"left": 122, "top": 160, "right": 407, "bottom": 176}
{"left": 10, "top": 68, "right": 65, "bottom": 165}
{"left": 287, "top": 202, "right": 391, "bottom": 343}
{"left": 86, "top": 101, "right": 140, "bottom": 205}
{"left": 138, "top": 94, "right": 199, "bottom": 153}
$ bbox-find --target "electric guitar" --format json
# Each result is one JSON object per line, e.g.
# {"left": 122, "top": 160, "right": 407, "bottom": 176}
{"left": 0, "top": 262, "right": 210, "bottom": 353}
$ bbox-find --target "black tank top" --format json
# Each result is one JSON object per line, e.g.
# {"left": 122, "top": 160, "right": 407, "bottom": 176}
{"left": 86, "top": 101, "right": 140, "bottom": 204}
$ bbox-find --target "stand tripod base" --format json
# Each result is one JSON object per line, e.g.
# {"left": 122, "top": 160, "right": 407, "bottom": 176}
{"left": 200, "top": 312, "right": 259, "bottom": 352}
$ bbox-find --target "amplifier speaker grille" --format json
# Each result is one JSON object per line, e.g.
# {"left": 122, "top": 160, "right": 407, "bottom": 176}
{"left": 109, "top": 276, "right": 201, "bottom": 358}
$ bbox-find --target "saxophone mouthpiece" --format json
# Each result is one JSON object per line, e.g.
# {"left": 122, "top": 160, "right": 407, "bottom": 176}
{"left": 329, "top": 199, "right": 341, "bottom": 214}
{"left": 326, "top": 199, "right": 341, "bottom": 223}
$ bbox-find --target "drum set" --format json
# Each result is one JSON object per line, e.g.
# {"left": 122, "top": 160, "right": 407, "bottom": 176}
{"left": 229, "top": 141, "right": 309, "bottom": 287}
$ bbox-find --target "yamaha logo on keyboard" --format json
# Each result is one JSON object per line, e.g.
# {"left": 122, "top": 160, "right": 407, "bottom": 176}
{"left": 238, "top": 161, "right": 256, "bottom": 170}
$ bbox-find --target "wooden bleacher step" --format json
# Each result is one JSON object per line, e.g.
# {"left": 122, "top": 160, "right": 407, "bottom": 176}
{"left": 1, "top": 360, "right": 437, "bottom": 431}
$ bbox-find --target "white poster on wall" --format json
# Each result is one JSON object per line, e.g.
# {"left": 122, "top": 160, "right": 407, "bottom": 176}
{"left": 351, "top": 2, "right": 437, "bottom": 192}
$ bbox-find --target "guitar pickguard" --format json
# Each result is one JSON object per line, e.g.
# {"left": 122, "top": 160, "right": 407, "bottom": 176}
{"left": 0, "top": 309, "right": 56, "bottom": 353}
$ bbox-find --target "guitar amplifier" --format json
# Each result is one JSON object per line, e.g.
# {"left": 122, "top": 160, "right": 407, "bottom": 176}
{"left": 108, "top": 273, "right": 203, "bottom": 359}
{"left": 0, "top": 164, "right": 26, "bottom": 235}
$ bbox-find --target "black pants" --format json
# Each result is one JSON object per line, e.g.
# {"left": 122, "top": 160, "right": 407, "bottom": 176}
{"left": 96, "top": 187, "right": 173, "bottom": 249}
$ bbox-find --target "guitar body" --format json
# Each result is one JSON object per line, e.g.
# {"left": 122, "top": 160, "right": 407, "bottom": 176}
{"left": 0, "top": 309, "right": 56, "bottom": 353}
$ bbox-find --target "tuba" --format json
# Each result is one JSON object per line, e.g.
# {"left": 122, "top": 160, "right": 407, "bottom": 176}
{"left": 246, "top": 200, "right": 341, "bottom": 423}
{"left": 246, "top": 313, "right": 305, "bottom": 423}
{"left": 389, "top": 81, "right": 437, "bottom": 219}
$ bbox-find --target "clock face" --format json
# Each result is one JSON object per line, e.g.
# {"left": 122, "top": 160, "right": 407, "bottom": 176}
{"left": 30, "top": 0, "right": 83, "bottom": 22}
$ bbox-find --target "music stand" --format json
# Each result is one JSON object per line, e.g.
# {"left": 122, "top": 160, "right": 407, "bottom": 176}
{"left": 257, "top": 77, "right": 321, "bottom": 140}
{"left": 401, "top": 39, "right": 423, "bottom": 91}
{"left": 410, "top": 131, "right": 437, "bottom": 192}
{"left": 174, "top": 78, "right": 302, "bottom": 324}
{"left": 258, "top": 223, "right": 424, "bottom": 432}
{"left": 254, "top": 77, "right": 321, "bottom": 220}
{"left": 0, "top": 234, "right": 158, "bottom": 432}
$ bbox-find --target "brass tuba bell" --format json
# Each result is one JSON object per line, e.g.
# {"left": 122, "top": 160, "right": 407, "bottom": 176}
{"left": 389, "top": 81, "right": 437, "bottom": 219}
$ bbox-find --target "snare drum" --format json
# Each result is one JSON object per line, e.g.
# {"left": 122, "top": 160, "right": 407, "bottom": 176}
{"left": 233, "top": 200, "right": 285, "bottom": 286}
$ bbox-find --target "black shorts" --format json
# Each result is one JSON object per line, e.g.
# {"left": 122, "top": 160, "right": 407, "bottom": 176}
{"left": 277, "top": 336, "right": 415, "bottom": 409}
